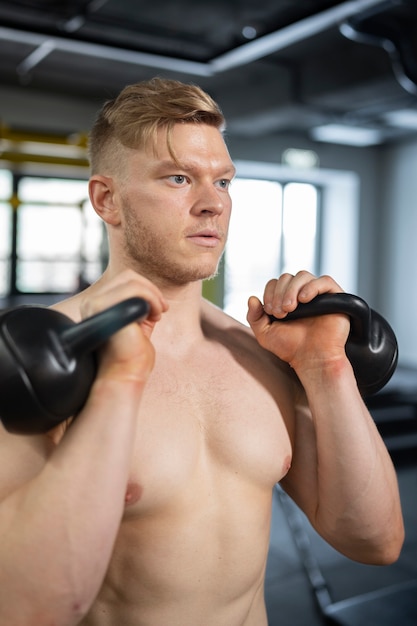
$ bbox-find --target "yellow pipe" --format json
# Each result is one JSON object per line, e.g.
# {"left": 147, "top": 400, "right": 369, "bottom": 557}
{"left": 0, "top": 152, "right": 89, "bottom": 168}
{"left": 0, "top": 124, "right": 88, "bottom": 148}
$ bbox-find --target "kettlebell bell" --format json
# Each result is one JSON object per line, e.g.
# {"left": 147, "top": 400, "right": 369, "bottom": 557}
{"left": 0, "top": 297, "right": 149, "bottom": 435}
{"left": 269, "top": 292, "right": 398, "bottom": 397}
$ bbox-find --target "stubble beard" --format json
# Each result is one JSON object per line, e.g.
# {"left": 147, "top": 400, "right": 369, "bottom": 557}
{"left": 123, "top": 209, "right": 223, "bottom": 286}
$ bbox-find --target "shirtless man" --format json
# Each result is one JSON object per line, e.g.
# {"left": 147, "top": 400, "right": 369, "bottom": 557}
{"left": 0, "top": 78, "right": 404, "bottom": 626}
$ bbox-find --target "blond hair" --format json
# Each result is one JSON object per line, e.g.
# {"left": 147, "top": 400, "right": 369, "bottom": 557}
{"left": 88, "top": 77, "right": 225, "bottom": 174}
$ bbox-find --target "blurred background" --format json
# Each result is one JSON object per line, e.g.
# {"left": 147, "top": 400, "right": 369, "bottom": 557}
{"left": 0, "top": 1, "right": 416, "bottom": 623}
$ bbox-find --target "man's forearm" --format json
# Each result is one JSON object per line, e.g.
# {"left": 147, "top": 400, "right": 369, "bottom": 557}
{"left": 295, "top": 358, "right": 404, "bottom": 563}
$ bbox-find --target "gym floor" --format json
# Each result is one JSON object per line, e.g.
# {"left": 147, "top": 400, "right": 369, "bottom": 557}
{"left": 265, "top": 365, "right": 417, "bottom": 626}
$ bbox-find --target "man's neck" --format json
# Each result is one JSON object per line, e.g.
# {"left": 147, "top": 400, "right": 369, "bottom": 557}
{"left": 99, "top": 265, "right": 208, "bottom": 348}
{"left": 152, "top": 281, "right": 207, "bottom": 350}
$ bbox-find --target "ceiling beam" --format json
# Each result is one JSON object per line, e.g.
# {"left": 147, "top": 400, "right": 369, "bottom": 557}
{"left": 0, "top": 0, "right": 390, "bottom": 79}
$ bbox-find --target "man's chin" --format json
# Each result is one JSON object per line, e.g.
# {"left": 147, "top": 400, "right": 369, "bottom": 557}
{"left": 166, "top": 262, "right": 220, "bottom": 286}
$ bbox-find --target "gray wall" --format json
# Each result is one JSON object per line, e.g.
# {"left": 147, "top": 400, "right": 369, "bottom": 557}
{"left": 378, "top": 139, "right": 417, "bottom": 366}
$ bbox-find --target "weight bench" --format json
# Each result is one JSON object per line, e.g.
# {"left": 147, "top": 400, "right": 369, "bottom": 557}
{"left": 324, "top": 578, "right": 417, "bottom": 625}
{"left": 275, "top": 485, "right": 417, "bottom": 626}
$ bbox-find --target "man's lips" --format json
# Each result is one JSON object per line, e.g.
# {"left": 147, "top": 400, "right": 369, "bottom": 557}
{"left": 186, "top": 230, "right": 222, "bottom": 247}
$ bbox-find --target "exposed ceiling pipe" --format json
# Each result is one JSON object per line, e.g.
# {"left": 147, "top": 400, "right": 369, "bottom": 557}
{"left": 0, "top": 26, "right": 212, "bottom": 78}
{"left": 340, "top": 0, "right": 417, "bottom": 95}
{"left": 16, "top": 40, "right": 56, "bottom": 77}
{"left": 211, "top": 0, "right": 389, "bottom": 72}
{"left": 0, "top": 0, "right": 389, "bottom": 79}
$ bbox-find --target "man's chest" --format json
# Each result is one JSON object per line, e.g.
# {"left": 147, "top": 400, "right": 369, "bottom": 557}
{"left": 124, "top": 351, "right": 293, "bottom": 512}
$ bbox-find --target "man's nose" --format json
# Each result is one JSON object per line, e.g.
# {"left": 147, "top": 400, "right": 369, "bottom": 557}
{"left": 191, "top": 182, "right": 228, "bottom": 215}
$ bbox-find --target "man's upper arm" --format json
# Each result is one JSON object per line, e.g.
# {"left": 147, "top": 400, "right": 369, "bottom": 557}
{"left": 279, "top": 391, "right": 319, "bottom": 520}
{"left": 0, "top": 422, "right": 55, "bottom": 501}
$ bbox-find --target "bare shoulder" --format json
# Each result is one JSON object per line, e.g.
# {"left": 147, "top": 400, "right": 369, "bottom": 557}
{"left": 200, "top": 299, "right": 298, "bottom": 385}
{"left": 50, "top": 292, "right": 85, "bottom": 322}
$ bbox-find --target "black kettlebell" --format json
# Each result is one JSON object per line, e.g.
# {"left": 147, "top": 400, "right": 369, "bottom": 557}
{"left": 0, "top": 292, "right": 398, "bottom": 435}
{"left": 268, "top": 293, "right": 398, "bottom": 397}
{"left": 0, "top": 297, "right": 149, "bottom": 435}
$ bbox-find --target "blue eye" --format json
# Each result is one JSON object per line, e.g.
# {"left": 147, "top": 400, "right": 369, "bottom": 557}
{"left": 217, "top": 179, "right": 231, "bottom": 189}
{"left": 170, "top": 175, "right": 187, "bottom": 185}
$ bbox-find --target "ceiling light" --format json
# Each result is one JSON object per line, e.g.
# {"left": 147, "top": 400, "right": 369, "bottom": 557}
{"left": 242, "top": 26, "right": 257, "bottom": 40}
{"left": 282, "top": 148, "right": 319, "bottom": 169}
{"left": 383, "top": 109, "right": 417, "bottom": 129}
{"left": 310, "top": 124, "right": 383, "bottom": 146}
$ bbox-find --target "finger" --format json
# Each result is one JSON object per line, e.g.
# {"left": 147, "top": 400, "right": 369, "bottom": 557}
{"left": 246, "top": 296, "right": 271, "bottom": 338}
{"left": 265, "top": 271, "right": 344, "bottom": 317}
{"left": 263, "top": 274, "right": 294, "bottom": 317}
{"left": 297, "top": 273, "right": 344, "bottom": 302}
{"left": 275, "top": 270, "right": 318, "bottom": 312}
{"left": 80, "top": 271, "right": 168, "bottom": 323}
{"left": 247, "top": 295, "right": 263, "bottom": 323}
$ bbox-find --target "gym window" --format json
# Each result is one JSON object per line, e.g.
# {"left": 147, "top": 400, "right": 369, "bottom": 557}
{"left": 1, "top": 172, "right": 321, "bottom": 311}
{"left": 0, "top": 172, "right": 105, "bottom": 299}
{"left": 0, "top": 170, "right": 13, "bottom": 296}
{"left": 223, "top": 179, "right": 320, "bottom": 324}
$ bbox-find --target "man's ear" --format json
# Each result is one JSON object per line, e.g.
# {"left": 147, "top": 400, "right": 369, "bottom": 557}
{"left": 88, "top": 175, "right": 121, "bottom": 226}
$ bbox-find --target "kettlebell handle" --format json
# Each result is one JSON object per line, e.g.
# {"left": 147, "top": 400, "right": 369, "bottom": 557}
{"left": 61, "top": 297, "right": 150, "bottom": 356}
{"left": 268, "top": 292, "right": 398, "bottom": 396}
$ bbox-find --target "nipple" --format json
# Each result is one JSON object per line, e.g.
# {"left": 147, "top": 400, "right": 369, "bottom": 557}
{"left": 124, "top": 482, "right": 143, "bottom": 507}
{"left": 282, "top": 456, "right": 292, "bottom": 477}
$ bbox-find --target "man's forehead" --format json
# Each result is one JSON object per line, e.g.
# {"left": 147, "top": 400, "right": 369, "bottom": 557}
{"left": 146, "top": 124, "right": 234, "bottom": 170}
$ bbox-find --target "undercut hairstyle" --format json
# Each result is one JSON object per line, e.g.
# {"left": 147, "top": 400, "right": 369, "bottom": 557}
{"left": 88, "top": 77, "right": 226, "bottom": 175}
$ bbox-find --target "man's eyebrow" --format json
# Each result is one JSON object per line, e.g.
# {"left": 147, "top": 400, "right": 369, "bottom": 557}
{"left": 153, "top": 159, "right": 179, "bottom": 170}
{"left": 154, "top": 159, "right": 236, "bottom": 177}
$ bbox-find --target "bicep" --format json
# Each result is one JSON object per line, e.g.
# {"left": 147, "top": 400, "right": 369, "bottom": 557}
{"left": 279, "top": 391, "right": 320, "bottom": 521}
{"left": 0, "top": 422, "right": 55, "bottom": 501}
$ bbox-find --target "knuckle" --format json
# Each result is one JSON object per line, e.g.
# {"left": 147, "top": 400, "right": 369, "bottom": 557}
{"left": 295, "top": 270, "right": 312, "bottom": 279}
{"left": 265, "top": 278, "right": 278, "bottom": 289}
